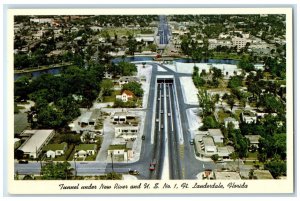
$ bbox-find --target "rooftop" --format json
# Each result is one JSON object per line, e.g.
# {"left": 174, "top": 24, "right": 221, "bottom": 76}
{"left": 224, "top": 117, "right": 238, "bottom": 122}
{"left": 253, "top": 170, "right": 274, "bottom": 179}
{"left": 122, "top": 90, "right": 134, "bottom": 96}
{"left": 119, "top": 76, "right": 140, "bottom": 82}
{"left": 202, "top": 136, "right": 215, "bottom": 146}
{"left": 19, "top": 130, "right": 54, "bottom": 153}
{"left": 208, "top": 129, "right": 223, "bottom": 137}
{"left": 43, "top": 142, "right": 67, "bottom": 151}
{"left": 214, "top": 171, "right": 241, "bottom": 180}
{"left": 245, "top": 135, "right": 261, "bottom": 144}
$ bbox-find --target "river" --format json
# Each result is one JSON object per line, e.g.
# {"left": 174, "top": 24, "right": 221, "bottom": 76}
{"left": 14, "top": 56, "right": 239, "bottom": 80}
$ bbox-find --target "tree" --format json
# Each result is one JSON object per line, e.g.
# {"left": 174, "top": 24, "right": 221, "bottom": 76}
{"left": 41, "top": 161, "right": 73, "bottom": 180}
{"left": 14, "top": 76, "right": 31, "bottom": 101}
{"left": 228, "top": 75, "right": 243, "bottom": 89}
{"left": 211, "top": 154, "right": 219, "bottom": 163}
{"left": 265, "top": 159, "right": 286, "bottom": 179}
{"left": 122, "top": 82, "right": 143, "bottom": 97}
{"left": 226, "top": 95, "right": 236, "bottom": 112}
{"left": 201, "top": 115, "right": 218, "bottom": 130}
{"left": 118, "top": 62, "right": 137, "bottom": 76}
{"left": 100, "top": 79, "right": 114, "bottom": 96}
{"left": 15, "top": 150, "right": 24, "bottom": 160}
{"left": 238, "top": 58, "right": 255, "bottom": 72}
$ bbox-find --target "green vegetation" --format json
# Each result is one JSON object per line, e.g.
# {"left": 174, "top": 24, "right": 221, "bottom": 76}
{"left": 122, "top": 81, "right": 143, "bottom": 97}
{"left": 41, "top": 161, "right": 73, "bottom": 180}
{"left": 16, "top": 63, "right": 104, "bottom": 129}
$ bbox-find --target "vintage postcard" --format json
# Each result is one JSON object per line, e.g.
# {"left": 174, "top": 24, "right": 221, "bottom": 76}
{"left": 6, "top": 7, "right": 294, "bottom": 194}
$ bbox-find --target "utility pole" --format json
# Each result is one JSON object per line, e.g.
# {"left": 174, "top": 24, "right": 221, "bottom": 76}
{"left": 111, "top": 152, "right": 114, "bottom": 172}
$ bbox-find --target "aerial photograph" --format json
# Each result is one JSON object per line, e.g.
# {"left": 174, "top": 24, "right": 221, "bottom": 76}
{"left": 13, "top": 14, "right": 287, "bottom": 181}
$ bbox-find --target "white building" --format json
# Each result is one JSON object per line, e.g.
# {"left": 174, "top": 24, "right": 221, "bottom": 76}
{"left": 115, "top": 125, "right": 139, "bottom": 140}
{"left": 18, "top": 130, "right": 55, "bottom": 159}
{"left": 116, "top": 90, "right": 134, "bottom": 102}
{"left": 107, "top": 139, "right": 133, "bottom": 162}
{"left": 208, "top": 129, "right": 224, "bottom": 144}
{"left": 224, "top": 117, "right": 240, "bottom": 129}
{"left": 43, "top": 143, "right": 68, "bottom": 158}
{"left": 232, "top": 37, "right": 248, "bottom": 50}
{"left": 30, "top": 18, "right": 53, "bottom": 24}
{"left": 242, "top": 111, "right": 257, "bottom": 124}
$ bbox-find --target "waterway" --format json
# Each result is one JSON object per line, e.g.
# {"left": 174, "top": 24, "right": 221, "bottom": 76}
{"left": 14, "top": 56, "right": 239, "bottom": 80}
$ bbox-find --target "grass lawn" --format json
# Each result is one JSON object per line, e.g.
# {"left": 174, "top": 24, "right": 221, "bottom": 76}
{"left": 234, "top": 109, "right": 243, "bottom": 120}
{"left": 67, "top": 148, "right": 76, "bottom": 161}
{"left": 247, "top": 152, "right": 258, "bottom": 159}
{"left": 217, "top": 109, "right": 231, "bottom": 123}
{"left": 210, "top": 52, "right": 247, "bottom": 60}
{"left": 85, "top": 154, "right": 97, "bottom": 161}
{"left": 53, "top": 155, "right": 67, "bottom": 161}
{"left": 103, "top": 90, "right": 121, "bottom": 103}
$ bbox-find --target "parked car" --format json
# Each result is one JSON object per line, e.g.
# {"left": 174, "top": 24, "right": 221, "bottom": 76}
{"left": 142, "top": 135, "right": 145, "bottom": 140}
{"left": 18, "top": 160, "right": 28, "bottom": 164}
{"left": 129, "top": 170, "right": 139, "bottom": 175}
{"left": 189, "top": 139, "right": 194, "bottom": 145}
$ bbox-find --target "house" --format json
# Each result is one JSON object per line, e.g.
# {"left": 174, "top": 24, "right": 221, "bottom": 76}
{"left": 208, "top": 129, "right": 224, "bottom": 144}
{"left": 80, "top": 131, "right": 97, "bottom": 143}
{"left": 194, "top": 134, "right": 217, "bottom": 157}
{"left": 115, "top": 125, "right": 139, "bottom": 140}
{"left": 74, "top": 144, "right": 97, "bottom": 158}
{"left": 43, "top": 142, "right": 68, "bottom": 158}
{"left": 18, "top": 130, "right": 55, "bottom": 159}
{"left": 116, "top": 90, "right": 134, "bottom": 102}
{"left": 217, "top": 146, "right": 235, "bottom": 160}
{"left": 107, "top": 140, "right": 134, "bottom": 162}
{"left": 118, "top": 76, "right": 140, "bottom": 87}
{"left": 253, "top": 170, "right": 274, "bottom": 179}
{"left": 78, "top": 109, "right": 101, "bottom": 128}
{"left": 245, "top": 135, "right": 261, "bottom": 148}
{"left": 224, "top": 117, "right": 239, "bottom": 129}
{"left": 242, "top": 111, "right": 257, "bottom": 124}
{"left": 214, "top": 171, "right": 241, "bottom": 180}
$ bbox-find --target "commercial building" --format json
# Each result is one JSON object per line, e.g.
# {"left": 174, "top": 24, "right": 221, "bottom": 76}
{"left": 115, "top": 125, "right": 139, "bottom": 140}
{"left": 18, "top": 130, "right": 55, "bottom": 159}
{"left": 208, "top": 129, "right": 224, "bottom": 144}
{"left": 107, "top": 139, "right": 134, "bottom": 162}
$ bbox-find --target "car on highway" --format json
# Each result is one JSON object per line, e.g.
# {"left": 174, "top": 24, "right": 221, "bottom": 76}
{"left": 161, "top": 124, "right": 164, "bottom": 129}
{"left": 149, "top": 164, "right": 155, "bottom": 171}
{"left": 161, "top": 110, "right": 163, "bottom": 114}
{"left": 18, "top": 160, "right": 28, "bottom": 164}
{"left": 149, "top": 159, "right": 157, "bottom": 171}
{"left": 128, "top": 169, "right": 140, "bottom": 175}
{"left": 157, "top": 98, "right": 160, "bottom": 101}
{"left": 167, "top": 113, "right": 171, "bottom": 116}
{"left": 156, "top": 118, "right": 159, "bottom": 122}
{"left": 189, "top": 139, "right": 194, "bottom": 145}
